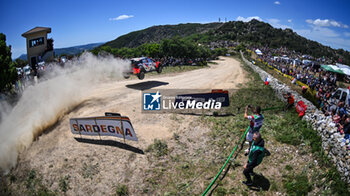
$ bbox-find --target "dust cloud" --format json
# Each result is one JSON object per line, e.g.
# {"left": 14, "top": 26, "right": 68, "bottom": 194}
{"left": 0, "top": 52, "right": 130, "bottom": 174}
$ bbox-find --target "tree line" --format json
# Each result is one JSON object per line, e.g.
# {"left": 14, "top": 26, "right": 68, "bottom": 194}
{"left": 91, "top": 37, "right": 227, "bottom": 59}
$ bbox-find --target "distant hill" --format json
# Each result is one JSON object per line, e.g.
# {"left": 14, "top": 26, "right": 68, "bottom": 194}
{"left": 17, "top": 42, "right": 104, "bottom": 60}
{"left": 102, "top": 20, "right": 350, "bottom": 64}
{"left": 103, "top": 23, "right": 222, "bottom": 48}
{"left": 210, "top": 20, "right": 342, "bottom": 60}
{"left": 17, "top": 54, "right": 27, "bottom": 60}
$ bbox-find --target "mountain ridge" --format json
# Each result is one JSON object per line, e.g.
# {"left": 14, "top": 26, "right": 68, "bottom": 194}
{"left": 103, "top": 20, "right": 350, "bottom": 64}
{"left": 102, "top": 23, "right": 222, "bottom": 48}
{"left": 17, "top": 42, "right": 104, "bottom": 60}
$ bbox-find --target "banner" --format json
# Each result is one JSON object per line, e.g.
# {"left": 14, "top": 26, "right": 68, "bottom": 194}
{"left": 69, "top": 116, "right": 138, "bottom": 141}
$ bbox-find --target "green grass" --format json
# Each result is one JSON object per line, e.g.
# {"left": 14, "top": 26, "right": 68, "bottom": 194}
{"left": 0, "top": 169, "right": 57, "bottom": 196}
{"left": 152, "top": 64, "right": 208, "bottom": 75}
{"left": 272, "top": 111, "right": 304, "bottom": 146}
{"left": 208, "top": 61, "right": 218, "bottom": 65}
{"left": 283, "top": 171, "right": 312, "bottom": 196}
{"left": 24, "top": 169, "right": 57, "bottom": 195}
{"left": 214, "top": 186, "right": 227, "bottom": 196}
{"left": 285, "top": 165, "right": 293, "bottom": 171}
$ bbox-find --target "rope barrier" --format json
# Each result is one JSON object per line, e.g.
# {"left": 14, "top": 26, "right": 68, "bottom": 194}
{"left": 201, "top": 106, "right": 280, "bottom": 195}
{"left": 202, "top": 126, "right": 250, "bottom": 196}
{"left": 262, "top": 106, "right": 284, "bottom": 111}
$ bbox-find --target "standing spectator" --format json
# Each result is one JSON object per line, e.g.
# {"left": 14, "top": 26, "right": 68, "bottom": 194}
{"left": 302, "top": 86, "right": 307, "bottom": 94}
{"left": 244, "top": 105, "right": 264, "bottom": 155}
{"left": 284, "top": 92, "right": 295, "bottom": 110}
{"left": 242, "top": 132, "right": 265, "bottom": 186}
{"left": 338, "top": 102, "right": 347, "bottom": 119}
{"left": 340, "top": 117, "right": 350, "bottom": 135}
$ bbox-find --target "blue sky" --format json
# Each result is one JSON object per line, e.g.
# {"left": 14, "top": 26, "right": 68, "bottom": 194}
{"left": 1, "top": 0, "right": 350, "bottom": 59}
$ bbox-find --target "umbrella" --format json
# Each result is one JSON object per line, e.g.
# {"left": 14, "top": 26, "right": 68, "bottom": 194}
{"left": 321, "top": 65, "right": 345, "bottom": 74}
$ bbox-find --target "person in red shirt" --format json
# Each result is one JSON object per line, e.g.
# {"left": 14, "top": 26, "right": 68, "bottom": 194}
{"left": 284, "top": 92, "right": 295, "bottom": 110}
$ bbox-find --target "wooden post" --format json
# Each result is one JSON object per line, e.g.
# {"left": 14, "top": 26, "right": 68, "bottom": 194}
{"left": 120, "top": 117, "right": 126, "bottom": 144}
{"left": 75, "top": 119, "right": 82, "bottom": 138}
{"left": 94, "top": 118, "right": 102, "bottom": 140}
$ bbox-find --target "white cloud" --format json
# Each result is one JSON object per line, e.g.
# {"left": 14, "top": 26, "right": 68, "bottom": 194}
{"left": 312, "top": 26, "right": 339, "bottom": 37}
{"left": 330, "top": 20, "right": 341, "bottom": 27}
{"left": 305, "top": 19, "right": 313, "bottom": 24}
{"left": 234, "top": 15, "right": 350, "bottom": 51}
{"left": 306, "top": 18, "right": 348, "bottom": 28}
{"left": 297, "top": 26, "right": 338, "bottom": 38}
{"left": 317, "top": 37, "right": 350, "bottom": 51}
{"left": 267, "top": 18, "right": 291, "bottom": 29}
{"left": 236, "top": 16, "right": 262, "bottom": 22}
{"left": 295, "top": 27, "right": 350, "bottom": 51}
{"left": 268, "top": 18, "right": 280, "bottom": 24}
{"left": 274, "top": 1, "right": 280, "bottom": 5}
{"left": 235, "top": 15, "right": 350, "bottom": 51}
{"left": 236, "top": 16, "right": 290, "bottom": 29}
{"left": 296, "top": 19, "right": 350, "bottom": 50}
{"left": 109, "top": 15, "right": 134, "bottom": 21}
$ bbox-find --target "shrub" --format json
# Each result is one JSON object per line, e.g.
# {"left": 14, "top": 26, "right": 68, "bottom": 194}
{"left": 146, "top": 139, "right": 169, "bottom": 157}
{"left": 59, "top": 175, "right": 70, "bottom": 193}
{"left": 115, "top": 184, "right": 128, "bottom": 196}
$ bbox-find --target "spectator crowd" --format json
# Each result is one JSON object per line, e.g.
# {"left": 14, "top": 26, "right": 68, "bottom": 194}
{"left": 249, "top": 46, "right": 350, "bottom": 143}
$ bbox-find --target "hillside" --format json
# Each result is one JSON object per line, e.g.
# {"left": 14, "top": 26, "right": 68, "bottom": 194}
{"left": 102, "top": 23, "right": 222, "bottom": 48}
{"left": 210, "top": 20, "right": 347, "bottom": 62}
{"left": 103, "top": 20, "right": 350, "bottom": 64}
{"left": 17, "top": 42, "right": 104, "bottom": 60}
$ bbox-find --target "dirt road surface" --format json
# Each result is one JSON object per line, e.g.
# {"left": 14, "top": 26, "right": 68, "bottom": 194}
{"left": 12, "top": 57, "right": 247, "bottom": 195}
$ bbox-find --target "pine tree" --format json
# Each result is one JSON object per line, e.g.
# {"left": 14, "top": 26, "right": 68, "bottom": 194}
{"left": 0, "top": 33, "right": 17, "bottom": 92}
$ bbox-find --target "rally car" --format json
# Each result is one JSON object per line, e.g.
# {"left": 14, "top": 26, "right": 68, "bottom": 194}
{"left": 123, "top": 57, "right": 162, "bottom": 80}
